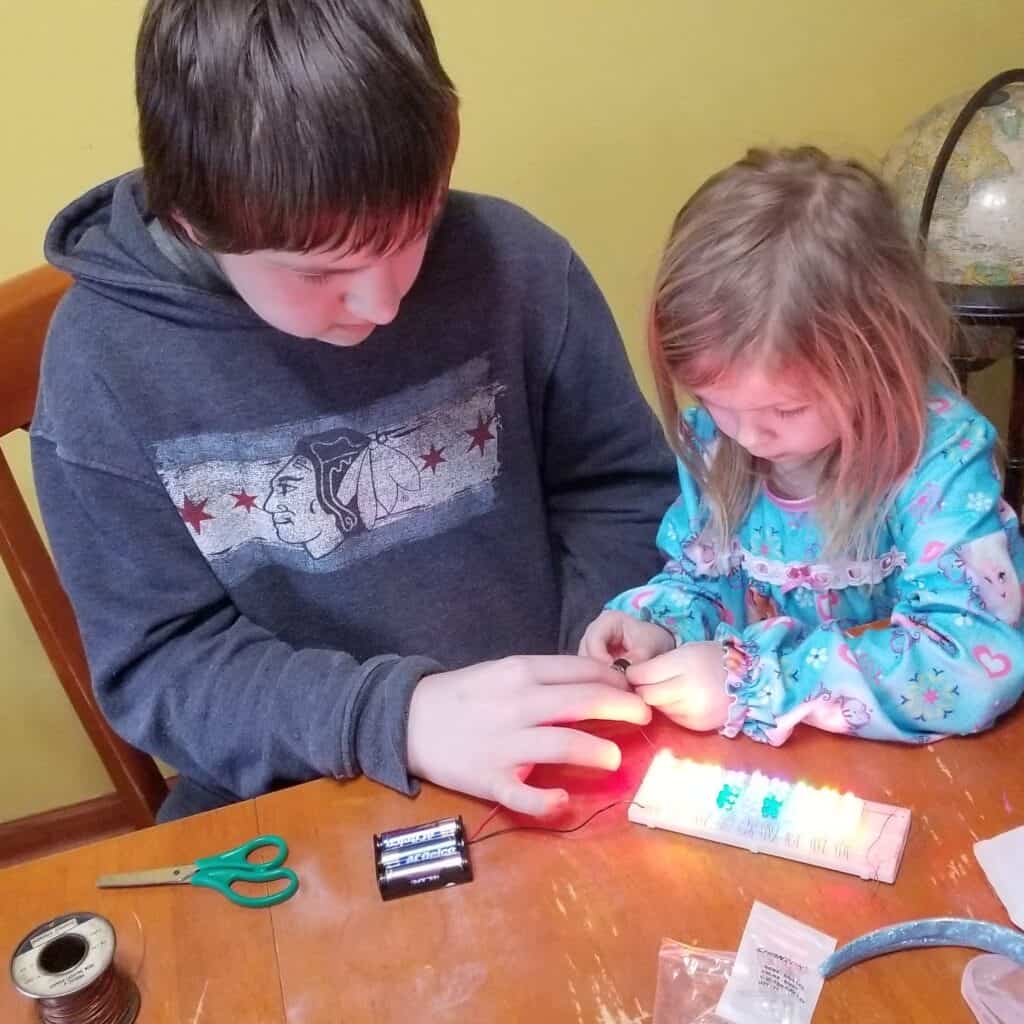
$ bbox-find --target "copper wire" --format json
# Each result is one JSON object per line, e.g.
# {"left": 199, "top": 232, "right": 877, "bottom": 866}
{"left": 37, "top": 962, "right": 139, "bottom": 1024}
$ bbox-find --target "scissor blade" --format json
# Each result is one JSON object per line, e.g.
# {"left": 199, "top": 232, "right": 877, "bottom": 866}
{"left": 96, "top": 864, "right": 197, "bottom": 888}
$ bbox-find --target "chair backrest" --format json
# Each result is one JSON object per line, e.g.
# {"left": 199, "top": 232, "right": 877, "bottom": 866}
{"left": 0, "top": 265, "right": 167, "bottom": 828}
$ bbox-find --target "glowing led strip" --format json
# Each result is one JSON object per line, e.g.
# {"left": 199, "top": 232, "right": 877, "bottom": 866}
{"left": 629, "top": 751, "right": 911, "bottom": 883}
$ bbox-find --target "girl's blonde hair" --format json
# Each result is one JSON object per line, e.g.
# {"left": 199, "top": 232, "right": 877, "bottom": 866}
{"left": 650, "top": 146, "right": 956, "bottom": 560}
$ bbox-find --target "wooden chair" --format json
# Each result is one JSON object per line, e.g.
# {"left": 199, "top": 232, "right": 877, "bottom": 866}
{"left": 0, "top": 265, "right": 167, "bottom": 828}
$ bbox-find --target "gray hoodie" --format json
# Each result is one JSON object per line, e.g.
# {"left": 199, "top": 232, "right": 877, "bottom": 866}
{"left": 31, "top": 172, "right": 676, "bottom": 803}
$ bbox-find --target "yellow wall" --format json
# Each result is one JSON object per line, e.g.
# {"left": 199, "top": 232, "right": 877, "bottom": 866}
{"left": 2, "top": 1, "right": 1021, "bottom": 821}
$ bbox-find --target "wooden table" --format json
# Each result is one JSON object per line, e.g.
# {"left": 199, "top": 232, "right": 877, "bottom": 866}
{"left": 3, "top": 714, "right": 1022, "bottom": 1022}
{"left": 2, "top": 798, "right": 284, "bottom": 1021}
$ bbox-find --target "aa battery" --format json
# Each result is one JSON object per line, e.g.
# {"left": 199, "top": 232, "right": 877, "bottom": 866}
{"left": 373, "top": 816, "right": 473, "bottom": 901}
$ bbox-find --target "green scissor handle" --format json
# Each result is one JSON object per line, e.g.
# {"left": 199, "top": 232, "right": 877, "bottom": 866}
{"left": 191, "top": 834, "right": 300, "bottom": 908}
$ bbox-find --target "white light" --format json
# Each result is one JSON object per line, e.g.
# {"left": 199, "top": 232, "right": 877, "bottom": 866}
{"left": 629, "top": 751, "right": 911, "bottom": 883}
{"left": 635, "top": 752, "right": 864, "bottom": 839}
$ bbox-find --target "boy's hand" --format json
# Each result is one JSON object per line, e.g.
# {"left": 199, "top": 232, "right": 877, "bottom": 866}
{"left": 626, "top": 642, "right": 732, "bottom": 732}
{"left": 406, "top": 655, "right": 652, "bottom": 816}
{"left": 577, "top": 610, "right": 675, "bottom": 664}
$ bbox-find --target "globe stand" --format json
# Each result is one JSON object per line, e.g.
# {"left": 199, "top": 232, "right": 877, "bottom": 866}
{"left": 918, "top": 68, "right": 1024, "bottom": 517}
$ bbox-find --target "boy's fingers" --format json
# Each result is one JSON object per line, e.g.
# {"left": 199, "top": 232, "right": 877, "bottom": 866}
{"left": 511, "top": 727, "right": 624, "bottom": 772}
{"left": 577, "top": 657, "right": 633, "bottom": 691}
{"left": 526, "top": 654, "right": 629, "bottom": 690}
{"left": 493, "top": 779, "right": 568, "bottom": 817}
{"left": 525, "top": 683, "right": 650, "bottom": 725}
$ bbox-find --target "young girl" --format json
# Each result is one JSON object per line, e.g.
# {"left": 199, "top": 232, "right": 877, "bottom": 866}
{"left": 581, "top": 146, "right": 1024, "bottom": 746}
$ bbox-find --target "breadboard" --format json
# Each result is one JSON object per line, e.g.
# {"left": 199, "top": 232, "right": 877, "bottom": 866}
{"left": 629, "top": 751, "right": 910, "bottom": 883}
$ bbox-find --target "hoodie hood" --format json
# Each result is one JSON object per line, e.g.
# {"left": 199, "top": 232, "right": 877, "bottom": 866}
{"left": 44, "top": 171, "right": 255, "bottom": 329}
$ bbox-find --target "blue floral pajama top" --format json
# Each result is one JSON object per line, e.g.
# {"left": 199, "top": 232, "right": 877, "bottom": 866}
{"left": 607, "top": 388, "right": 1024, "bottom": 745}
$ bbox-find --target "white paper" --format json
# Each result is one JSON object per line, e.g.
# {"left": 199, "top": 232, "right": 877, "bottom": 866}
{"left": 716, "top": 902, "right": 836, "bottom": 1024}
{"left": 974, "top": 826, "right": 1024, "bottom": 931}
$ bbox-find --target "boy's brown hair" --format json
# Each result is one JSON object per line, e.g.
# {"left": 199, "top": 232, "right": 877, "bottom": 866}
{"left": 136, "top": 0, "right": 459, "bottom": 254}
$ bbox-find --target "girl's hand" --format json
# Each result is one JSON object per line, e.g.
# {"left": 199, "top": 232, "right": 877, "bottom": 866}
{"left": 578, "top": 610, "right": 676, "bottom": 664}
{"left": 627, "top": 641, "right": 732, "bottom": 731}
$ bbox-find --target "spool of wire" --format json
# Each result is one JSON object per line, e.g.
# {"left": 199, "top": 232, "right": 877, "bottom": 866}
{"left": 9, "top": 912, "right": 140, "bottom": 1024}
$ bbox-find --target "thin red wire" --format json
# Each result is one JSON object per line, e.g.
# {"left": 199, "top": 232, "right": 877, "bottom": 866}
{"left": 467, "top": 802, "right": 503, "bottom": 842}
{"left": 467, "top": 724, "right": 657, "bottom": 842}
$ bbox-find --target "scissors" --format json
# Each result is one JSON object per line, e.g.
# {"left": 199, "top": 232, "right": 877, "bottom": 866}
{"left": 96, "top": 834, "right": 299, "bottom": 908}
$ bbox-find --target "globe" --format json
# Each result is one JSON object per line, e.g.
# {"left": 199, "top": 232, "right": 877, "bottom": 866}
{"left": 883, "top": 81, "right": 1024, "bottom": 292}
{"left": 883, "top": 75, "right": 1024, "bottom": 515}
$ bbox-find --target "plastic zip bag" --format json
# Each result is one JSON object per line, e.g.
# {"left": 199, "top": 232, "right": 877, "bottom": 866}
{"left": 715, "top": 902, "right": 836, "bottom": 1024}
{"left": 653, "top": 939, "right": 735, "bottom": 1023}
{"left": 962, "top": 954, "right": 1024, "bottom": 1023}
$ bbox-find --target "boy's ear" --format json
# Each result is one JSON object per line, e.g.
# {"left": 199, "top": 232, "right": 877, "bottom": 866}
{"left": 170, "top": 212, "right": 203, "bottom": 247}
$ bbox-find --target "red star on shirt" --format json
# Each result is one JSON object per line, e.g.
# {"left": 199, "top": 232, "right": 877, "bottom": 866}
{"left": 179, "top": 496, "right": 214, "bottom": 535}
{"left": 231, "top": 491, "right": 258, "bottom": 512}
{"left": 466, "top": 412, "right": 496, "bottom": 455}
{"left": 420, "top": 445, "right": 447, "bottom": 474}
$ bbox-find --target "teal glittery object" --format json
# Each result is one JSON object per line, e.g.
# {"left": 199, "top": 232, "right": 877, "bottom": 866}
{"left": 820, "top": 918, "right": 1024, "bottom": 978}
{"left": 761, "top": 794, "right": 784, "bottom": 819}
{"left": 716, "top": 784, "right": 741, "bottom": 810}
